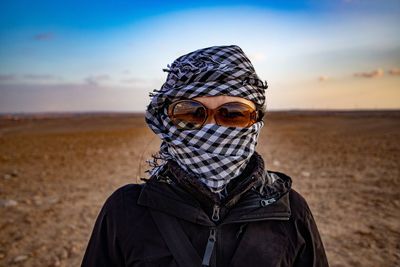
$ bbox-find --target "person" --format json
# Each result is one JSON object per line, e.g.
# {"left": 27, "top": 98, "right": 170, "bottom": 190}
{"left": 81, "top": 45, "right": 329, "bottom": 267}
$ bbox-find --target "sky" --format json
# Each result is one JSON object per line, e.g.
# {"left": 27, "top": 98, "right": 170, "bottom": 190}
{"left": 0, "top": 0, "right": 399, "bottom": 112}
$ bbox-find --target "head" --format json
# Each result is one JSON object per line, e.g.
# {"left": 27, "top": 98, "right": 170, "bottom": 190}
{"left": 146, "top": 45, "right": 267, "bottom": 192}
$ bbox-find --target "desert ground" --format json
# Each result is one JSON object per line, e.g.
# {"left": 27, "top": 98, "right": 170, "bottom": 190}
{"left": 0, "top": 111, "right": 399, "bottom": 267}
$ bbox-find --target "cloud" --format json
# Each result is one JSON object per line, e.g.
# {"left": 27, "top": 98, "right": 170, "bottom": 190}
{"left": 0, "top": 74, "right": 16, "bottom": 81}
{"left": 85, "top": 75, "right": 110, "bottom": 86}
{"left": 23, "top": 74, "right": 60, "bottom": 81}
{"left": 318, "top": 75, "right": 329, "bottom": 82}
{"left": 0, "top": 82, "right": 149, "bottom": 113}
{"left": 354, "top": 69, "right": 384, "bottom": 78}
{"left": 32, "top": 32, "right": 54, "bottom": 41}
{"left": 388, "top": 68, "right": 400, "bottom": 76}
{"left": 0, "top": 74, "right": 61, "bottom": 83}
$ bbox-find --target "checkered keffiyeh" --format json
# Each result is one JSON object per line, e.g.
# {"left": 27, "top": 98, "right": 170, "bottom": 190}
{"left": 145, "top": 45, "right": 268, "bottom": 193}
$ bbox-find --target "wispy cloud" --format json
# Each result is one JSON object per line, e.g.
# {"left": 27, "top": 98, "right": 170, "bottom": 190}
{"left": 85, "top": 74, "right": 110, "bottom": 86}
{"left": 0, "top": 74, "right": 17, "bottom": 81}
{"left": 0, "top": 83, "right": 149, "bottom": 113}
{"left": 0, "top": 74, "right": 61, "bottom": 83}
{"left": 32, "top": 32, "right": 54, "bottom": 41}
{"left": 354, "top": 69, "right": 384, "bottom": 78}
{"left": 23, "top": 74, "right": 60, "bottom": 81}
{"left": 388, "top": 68, "right": 400, "bottom": 76}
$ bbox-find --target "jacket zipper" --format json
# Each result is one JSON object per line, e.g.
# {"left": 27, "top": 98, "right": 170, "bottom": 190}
{"left": 201, "top": 205, "right": 220, "bottom": 266}
{"left": 221, "top": 197, "right": 289, "bottom": 225}
{"left": 236, "top": 197, "right": 277, "bottom": 209}
{"left": 211, "top": 205, "right": 220, "bottom": 222}
{"left": 223, "top": 216, "right": 290, "bottom": 225}
{"left": 202, "top": 227, "right": 217, "bottom": 267}
{"left": 204, "top": 202, "right": 286, "bottom": 265}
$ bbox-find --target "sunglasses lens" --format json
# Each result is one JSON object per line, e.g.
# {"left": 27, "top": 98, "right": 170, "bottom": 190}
{"left": 169, "top": 101, "right": 206, "bottom": 129}
{"left": 215, "top": 102, "right": 256, "bottom": 127}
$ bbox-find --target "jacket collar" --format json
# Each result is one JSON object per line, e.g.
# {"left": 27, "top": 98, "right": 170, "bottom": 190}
{"left": 137, "top": 152, "right": 292, "bottom": 226}
{"left": 166, "top": 152, "right": 266, "bottom": 208}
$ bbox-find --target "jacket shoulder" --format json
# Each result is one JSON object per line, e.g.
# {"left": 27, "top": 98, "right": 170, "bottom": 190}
{"left": 82, "top": 184, "right": 149, "bottom": 266}
{"left": 265, "top": 170, "right": 312, "bottom": 220}
{"left": 287, "top": 190, "right": 329, "bottom": 266}
{"left": 102, "top": 183, "right": 144, "bottom": 214}
{"left": 288, "top": 189, "right": 314, "bottom": 221}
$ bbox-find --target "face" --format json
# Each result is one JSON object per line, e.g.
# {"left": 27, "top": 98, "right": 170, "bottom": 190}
{"left": 192, "top": 95, "right": 256, "bottom": 125}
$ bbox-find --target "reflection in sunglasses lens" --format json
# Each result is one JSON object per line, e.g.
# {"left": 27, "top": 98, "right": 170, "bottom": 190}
{"left": 172, "top": 101, "right": 206, "bottom": 129}
{"left": 169, "top": 100, "right": 256, "bottom": 129}
{"left": 216, "top": 103, "right": 252, "bottom": 127}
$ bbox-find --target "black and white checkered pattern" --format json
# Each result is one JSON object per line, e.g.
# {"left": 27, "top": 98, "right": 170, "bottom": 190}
{"left": 145, "top": 45, "right": 267, "bottom": 192}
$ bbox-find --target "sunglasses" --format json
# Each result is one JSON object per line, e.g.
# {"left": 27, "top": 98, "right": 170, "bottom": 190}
{"left": 167, "top": 99, "right": 259, "bottom": 130}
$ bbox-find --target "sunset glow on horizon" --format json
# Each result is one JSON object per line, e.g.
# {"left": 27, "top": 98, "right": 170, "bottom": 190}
{"left": 0, "top": 0, "right": 399, "bottom": 113}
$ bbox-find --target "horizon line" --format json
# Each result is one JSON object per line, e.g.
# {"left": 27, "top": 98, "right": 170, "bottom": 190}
{"left": 1, "top": 108, "right": 400, "bottom": 118}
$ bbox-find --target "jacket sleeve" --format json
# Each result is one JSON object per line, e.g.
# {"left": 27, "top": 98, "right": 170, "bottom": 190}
{"left": 81, "top": 195, "right": 125, "bottom": 267}
{"left": 294, "top": 209, "right": 329, "bottom": 267}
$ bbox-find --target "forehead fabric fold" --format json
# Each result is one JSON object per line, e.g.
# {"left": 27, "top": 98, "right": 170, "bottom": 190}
{"left": 147, "top": 45, "right": 267, "bottom": 112}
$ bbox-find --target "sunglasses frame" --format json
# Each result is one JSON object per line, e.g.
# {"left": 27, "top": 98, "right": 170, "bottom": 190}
{"left": 167, "top": 99, "right": 260, "bottom": 129}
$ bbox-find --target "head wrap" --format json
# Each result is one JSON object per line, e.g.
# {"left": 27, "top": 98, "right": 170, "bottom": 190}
{"left": 145, "top": 45, "right": 268, "bottom": 193}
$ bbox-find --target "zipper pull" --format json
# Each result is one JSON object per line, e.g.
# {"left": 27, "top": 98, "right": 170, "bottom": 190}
{"left": 260, "top": 198, "right": 276, "bottom": 207}
{"left": 202, "top": 227, "right": 216, "bottom": 267}
{"left": 211, "top": 205, "right": 220, "bottom": 222}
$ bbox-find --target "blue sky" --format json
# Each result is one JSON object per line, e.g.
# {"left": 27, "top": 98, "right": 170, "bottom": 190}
{"left": 0, "top": 0, "right": 399, "bottom": 112}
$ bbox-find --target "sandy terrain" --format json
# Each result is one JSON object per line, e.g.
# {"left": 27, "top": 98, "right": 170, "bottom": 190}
{"left": 0, "top": 111, "right": 399, "bottom": 267}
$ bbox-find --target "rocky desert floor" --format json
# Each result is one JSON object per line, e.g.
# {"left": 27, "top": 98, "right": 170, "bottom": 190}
{"left": 0, "top": 111, "right": 399, "bottom": 267}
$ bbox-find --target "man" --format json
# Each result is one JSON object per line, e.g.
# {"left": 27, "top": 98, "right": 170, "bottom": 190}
{"left": 82, "top": 45, "right": 329, "bottom": 266}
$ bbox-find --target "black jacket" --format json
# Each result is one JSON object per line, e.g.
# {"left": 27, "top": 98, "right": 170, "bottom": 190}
{"left": 81, "top": 153, "right": 329, "bottom": 267}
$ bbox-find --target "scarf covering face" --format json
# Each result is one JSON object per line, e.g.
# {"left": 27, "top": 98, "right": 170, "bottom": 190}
{"left": 145, "top": 45, "right": 267, "bottom": 193}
